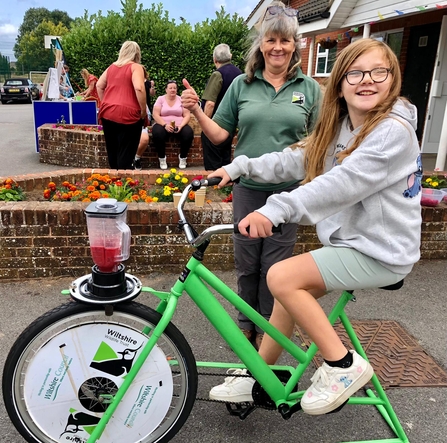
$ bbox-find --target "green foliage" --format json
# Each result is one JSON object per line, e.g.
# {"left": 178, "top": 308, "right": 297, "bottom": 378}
{"left": 61, "top": 1, "right": 249, "bottom": 97}
{"left": 16, "top": 20, "right": 70, "bottom": 72}
{"left": 0, "top": 179, "right": 25, "bottom": 202}
{"left": 14, "top": 7, "right": 73, "bottom": 61}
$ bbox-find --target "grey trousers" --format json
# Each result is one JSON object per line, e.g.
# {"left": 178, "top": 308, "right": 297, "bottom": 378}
{"left": 232, "top": 182, "right": 299, "bottom": 333}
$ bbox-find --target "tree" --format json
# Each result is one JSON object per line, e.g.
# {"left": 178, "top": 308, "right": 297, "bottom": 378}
{"left": 0, "top": 52, "right": 11, "bottom": 81}
{"left": 16, "top": 20, "right": 70, "bottom": 72}
{"left": 14, "top": 8, "right": 73, "bottom": 60}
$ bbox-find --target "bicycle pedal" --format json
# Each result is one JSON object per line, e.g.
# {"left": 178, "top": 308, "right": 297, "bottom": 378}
{"left": 225, "top": 402, "right": 257, "bottom": 419}
{"left": 326, "top": 399, "right": 349, "bottom": 414}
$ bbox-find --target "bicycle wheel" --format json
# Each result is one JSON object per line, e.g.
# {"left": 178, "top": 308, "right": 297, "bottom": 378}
{"left": 2, "top": 301, "right": 198, "bottom": 443}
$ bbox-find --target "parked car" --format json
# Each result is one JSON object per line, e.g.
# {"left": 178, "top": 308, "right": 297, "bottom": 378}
{"left": 1, "top": 78, "right": 40, "bottom": 104}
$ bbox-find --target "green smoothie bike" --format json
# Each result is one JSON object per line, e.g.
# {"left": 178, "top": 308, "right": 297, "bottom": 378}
{"left": 2, "top": 178, "right": 410, "bottom": 443}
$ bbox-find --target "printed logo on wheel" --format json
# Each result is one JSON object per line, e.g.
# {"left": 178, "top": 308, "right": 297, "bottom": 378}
{"left": 23, "top": 323, "right": 174, "bottom": 442}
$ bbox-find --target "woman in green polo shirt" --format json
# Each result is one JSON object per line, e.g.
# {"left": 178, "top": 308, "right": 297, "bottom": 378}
{"left": 182, "top": 1, "right": 321, "bottom": 349}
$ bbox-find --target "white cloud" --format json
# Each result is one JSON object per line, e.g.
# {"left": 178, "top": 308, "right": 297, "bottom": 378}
{"left": 0, "top": 24, "right": 18, "bottom": 36}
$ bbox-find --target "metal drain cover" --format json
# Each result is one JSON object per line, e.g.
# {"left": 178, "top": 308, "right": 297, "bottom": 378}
{"left": 295, "top": 320, "right": 447, "bottom": 388}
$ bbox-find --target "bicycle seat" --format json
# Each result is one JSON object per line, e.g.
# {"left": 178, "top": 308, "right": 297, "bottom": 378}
{"left": 379, "top": 279, "right": 404, "bottom": 291}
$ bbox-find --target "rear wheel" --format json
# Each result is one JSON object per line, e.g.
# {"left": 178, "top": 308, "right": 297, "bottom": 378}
{"left": 2, "top": 301, "right": 198, "bottom": 443}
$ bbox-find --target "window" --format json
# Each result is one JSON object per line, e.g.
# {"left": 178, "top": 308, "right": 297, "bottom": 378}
{"left": 351, "top": 29, "right": 403, "bottom": 59}
{"left": 315, "top": 45, "right": 337, "bottom": 76}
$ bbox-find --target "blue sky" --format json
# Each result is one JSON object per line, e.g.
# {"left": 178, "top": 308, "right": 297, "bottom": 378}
{"left": 0, "top": 0, "right": 259, "bottom": 61}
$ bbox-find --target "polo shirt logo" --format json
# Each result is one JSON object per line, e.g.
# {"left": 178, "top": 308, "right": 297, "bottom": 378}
{"left": 292, "top": 92, "right": 305, "bottom": 105}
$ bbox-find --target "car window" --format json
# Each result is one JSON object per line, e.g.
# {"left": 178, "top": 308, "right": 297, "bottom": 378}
{"left": 5, "top": 80, "right": 27, "bottom": 86}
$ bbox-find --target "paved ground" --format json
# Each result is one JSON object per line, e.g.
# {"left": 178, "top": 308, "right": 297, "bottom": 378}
{"left": 0, "top": 102, "right": 446, "bottom": 443}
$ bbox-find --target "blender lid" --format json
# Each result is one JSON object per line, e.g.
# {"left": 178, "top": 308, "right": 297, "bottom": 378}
{"left": 85, "top": 198, "right": 128, "bottom": 215}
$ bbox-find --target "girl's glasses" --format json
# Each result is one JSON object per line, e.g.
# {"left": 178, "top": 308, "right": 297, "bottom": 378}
{"left": 264, "top": 6, "right": 299, "bottom": 21}
{"left": 344, "top": 68, "right": 391, "bottom": 85}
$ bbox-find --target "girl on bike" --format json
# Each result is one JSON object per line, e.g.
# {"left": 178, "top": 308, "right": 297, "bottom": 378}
{"left": 207, "top": 38, "right": 422, "bottom": 415}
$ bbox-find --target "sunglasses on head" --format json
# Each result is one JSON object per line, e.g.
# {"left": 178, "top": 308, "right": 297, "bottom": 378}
{"left": 167, "top": 80, "right": 177, "bottom": 85}
{"left": 264, "top": 5, "right": 299, "bottom": 20}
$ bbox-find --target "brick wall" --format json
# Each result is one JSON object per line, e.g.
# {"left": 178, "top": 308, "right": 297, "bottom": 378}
{"left": 0, "top": 170, "right": 445, "bottom": 280}
{"left": 38, "top": 117, "right": 236, "bottom": 169}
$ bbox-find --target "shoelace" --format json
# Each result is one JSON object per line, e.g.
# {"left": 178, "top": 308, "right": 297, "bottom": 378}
{"left": 309, "top": 365, "right": 332, "bottom": 393}
{"left": 223, "top": 368, "right": 247, "bottom": 385}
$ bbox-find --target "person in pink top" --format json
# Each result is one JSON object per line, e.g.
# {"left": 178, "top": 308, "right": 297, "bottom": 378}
{"left": 151, "top": 80, "right": 194, "bottom": 169}
{"left": 96, "top": 41, "right": 147, "bottom": 170}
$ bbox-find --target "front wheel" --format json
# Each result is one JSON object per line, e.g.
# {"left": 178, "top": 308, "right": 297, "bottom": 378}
{"left": 2, "top": 301, "right": 198, "bottom": 443}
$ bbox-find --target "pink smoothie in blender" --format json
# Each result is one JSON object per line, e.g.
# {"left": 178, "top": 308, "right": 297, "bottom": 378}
{"left": 85, "top": 199, "right": 130, "bottom": 273}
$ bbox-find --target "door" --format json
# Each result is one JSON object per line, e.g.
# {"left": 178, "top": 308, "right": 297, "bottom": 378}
{"left": 401, "top": 22, "right": 440, "bottom": 141}
{"left": 421, "top": 16, "right": 447, "bottom": 155}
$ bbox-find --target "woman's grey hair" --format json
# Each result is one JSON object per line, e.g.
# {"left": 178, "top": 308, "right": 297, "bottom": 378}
{"left": 115, "top": 41, "right": 141, "bottom": 66}
{"left": 213, "top": 44, "right": 232, "bottom": 64}
{"left": 245, "top": 1, "right": 301, "bottom": 83}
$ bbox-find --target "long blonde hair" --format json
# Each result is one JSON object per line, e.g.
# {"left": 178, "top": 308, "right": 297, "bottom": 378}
{"left": 80, "top": 68, "right": 91, "bottom": 87}
{"left": 245, "top": 1, "right": 301, "bottom": 83}
{"left": 115, "top": 41, "right": 141, "bottom": 66}
{"left": 302, "top": 39, "right": 402, "bottom": 184}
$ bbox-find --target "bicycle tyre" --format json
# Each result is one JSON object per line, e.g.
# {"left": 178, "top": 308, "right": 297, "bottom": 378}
{"left": 2, "top": 301, "right": 198, "bottom": 443}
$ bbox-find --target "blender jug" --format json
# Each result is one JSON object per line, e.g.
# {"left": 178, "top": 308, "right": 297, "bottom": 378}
{"left": 85, "top": 198, "right": 131, "bottom": 273}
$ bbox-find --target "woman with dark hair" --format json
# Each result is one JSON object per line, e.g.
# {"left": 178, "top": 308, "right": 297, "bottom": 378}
{"left": 182, "top": 1, "right": 321, "bottom": 348}
{"left": 96, "top": 41, "right": 146, "bottom": 170}
{"left": 151, "top": 80, "right": 194, "bottom": 170}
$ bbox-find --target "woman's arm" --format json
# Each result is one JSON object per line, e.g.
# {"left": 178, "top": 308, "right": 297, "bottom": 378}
{"left": 96, "top": 69, "right": 108, "bottom": 101}
{"left": 181, "top": 78, "right": 229, "bottom": 144}
{"left": 178, "top": 102, "right": 191, "bottom": 131}
{"left": 83, "top": 80, "right": 95, "bottom": 99}
{"left": 131, "top": 64, "right": 146, "bottom": 119}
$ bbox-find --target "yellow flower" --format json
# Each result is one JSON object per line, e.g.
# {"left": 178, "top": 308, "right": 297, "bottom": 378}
{"left": 156, "top": 178, "right": 162, "bottom": 184}
{"left": 163, "top": 173, "right": 170, "bottom": 178}
{"left": 152, "top": 197, "right": 159, "bottom": 202}
{"left": 163, "top": 189, "right": 171, "bottom": 196}
{"left": 175, "top": 175, "right": 180, "bottom": 180}
{"left": 181, "top": 177, "right": 188, "bottom": 184}
{"left": 432, "top": 182, "right": 439, "bottom": 187}
{"left": 170, "top": 168, "right": 177, "bottom": 173}
{"left": 426, "top": 178, "right": 432, "bottom": 182}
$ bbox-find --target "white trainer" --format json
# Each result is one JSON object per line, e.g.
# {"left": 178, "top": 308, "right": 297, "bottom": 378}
{"left": 301, "top": 350, "right": 374, "bottom": 415}
{"left": 209, "top": 369, "right": 255, "bottom": 403}
{"left": 178, "top": 155, "right": 187, "bottom": 169}
{"left": 159, "top": 157, "right": 167, "bottom": 170}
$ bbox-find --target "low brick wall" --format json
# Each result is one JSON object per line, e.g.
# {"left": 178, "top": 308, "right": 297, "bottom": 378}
{"left": 0, "top": 169, "right": 446, "bottom": 280}
{"left": 38, "top": 118, "right": 236, "bottom": 169}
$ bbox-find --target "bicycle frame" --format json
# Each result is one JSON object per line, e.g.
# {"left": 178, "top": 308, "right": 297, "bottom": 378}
{"left": 86, "top": 179, "right": 410, "bottom": 443}
{"left": 87, "top": 252, "right": 409, "bottom": 443}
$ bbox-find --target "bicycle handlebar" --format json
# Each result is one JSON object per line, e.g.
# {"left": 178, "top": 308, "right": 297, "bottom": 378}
{"left": 177, "top": 178, "right": 281, "bottom": 247}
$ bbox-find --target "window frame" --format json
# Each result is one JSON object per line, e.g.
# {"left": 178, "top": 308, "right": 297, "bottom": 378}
{"left": 314, "top": 44, "right": 337, "bottom": 77}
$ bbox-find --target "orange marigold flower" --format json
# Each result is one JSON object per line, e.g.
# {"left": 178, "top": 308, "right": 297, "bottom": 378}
{"left": 102, "top": 193, "right": 109, "bottom": 198}
{"left": 100, "top": 184, "right": 106, "bottom": 190}
{"left": 5, "top": 178, "right": 13, "bottom": 184}
{"left": 131, "top": 195, "right": 140, "bottom": 201}
{"left": 92, "top": 181, "right": 99, "bottom": 187}
{"left": 62, "top": 181, "right": 70, "bottom": 187}
{"left": 87, "top": 185, "right": 95, "bottom": 192}
{"left": 48, "top": 182, "right": 56, "bottom": 190}
{"left": 145, "top": 196, "right": 154, "bottom": 203}
{"left": 43, "top": 190, "right": 51, "bottom": 199}
{"left": 82, "top": 198, "right": 91, "bottom": 202}
{"left": 188, "top": 191, "right": 195, "bottom": 200}
{"left": 61, "top": 193, "right": 69, "bottom": 200}
{"left": 5, "top": 184, "right": 11, "bottom": 189}
{"left": 115, "top": 181, "right": 123, "bottom": 186}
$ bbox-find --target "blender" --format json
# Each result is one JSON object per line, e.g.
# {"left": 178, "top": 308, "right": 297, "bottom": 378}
{"left": 84, "top": 198, "right": 132, "bottom": 298}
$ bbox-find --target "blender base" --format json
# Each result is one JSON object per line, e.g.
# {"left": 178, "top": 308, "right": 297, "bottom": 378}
{"left": 69, "top": 265, "right": 142, "bottom": 304}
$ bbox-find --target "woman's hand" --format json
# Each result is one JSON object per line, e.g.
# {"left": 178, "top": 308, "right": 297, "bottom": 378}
{"left": 165, "top": 124, "right": 175, "bottom": 133}
{"left": 181, "top": 79, "right": 200, "bottom": 111}
{"left": 238, "top": 212, "right": 274, "bottom": 238}
{"left": 207, "top": 168, "right": 232, "bottom": 187}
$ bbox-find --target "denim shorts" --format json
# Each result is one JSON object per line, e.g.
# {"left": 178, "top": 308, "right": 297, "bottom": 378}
{"left": 309, "top": 247, "right": 407, "bottom": 291}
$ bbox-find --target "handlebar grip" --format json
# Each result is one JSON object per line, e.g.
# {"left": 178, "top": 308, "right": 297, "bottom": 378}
{"left": 191, "top": 177, "right": 222, "bottom": 191}
{"left": 234, "top": 224, "right": 283, "bottom": 234}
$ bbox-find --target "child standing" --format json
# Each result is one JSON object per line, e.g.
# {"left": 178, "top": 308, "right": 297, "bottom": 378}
{"left": 208, "top": 38, "right": 422, "bottom": 415}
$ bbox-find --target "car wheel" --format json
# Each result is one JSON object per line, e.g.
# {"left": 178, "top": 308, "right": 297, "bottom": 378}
{"left": 1, "top": 99, "right": 7, "bottom": 105}
{"left": 27, "top": 94, "right": 32, "bottom": 104}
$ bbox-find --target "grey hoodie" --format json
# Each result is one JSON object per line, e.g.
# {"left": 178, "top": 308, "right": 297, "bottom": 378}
{"left": 224, "top": 99, "right": 422, "bottom": 274}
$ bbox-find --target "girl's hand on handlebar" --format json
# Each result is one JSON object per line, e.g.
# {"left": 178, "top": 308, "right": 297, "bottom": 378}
{"left": 207, "top": 168, "right": 232, "bottom": 187}
{"left": 238, "top": 212, "right": 274, "bottom": 238}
